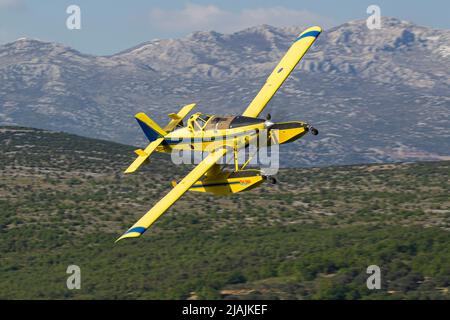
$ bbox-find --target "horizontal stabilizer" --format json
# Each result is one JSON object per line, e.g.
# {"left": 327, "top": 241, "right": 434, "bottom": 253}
{"left": 168, "top": 113, "right": 180, "bottom": 120}
{"left": 134, "top": 149, "right": 148, "bottom": 157}
{"left": 164, "top": 103, "right": 196, "bottom": 132}
{"left": 124, "top": 137, "right": 164, "bottom": 174}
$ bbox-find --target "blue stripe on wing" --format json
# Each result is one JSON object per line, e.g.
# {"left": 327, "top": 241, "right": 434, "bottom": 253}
{"left": 125, "top": 226, "right": 146, "bottom": 235}
{"left": 294, "top": 30, "right": 321, "bottom": 42}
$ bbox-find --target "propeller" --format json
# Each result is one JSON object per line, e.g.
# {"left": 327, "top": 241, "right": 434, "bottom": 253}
{"left": 306, "top": 124, "right": 319, "bottom": 135}
{"left": 268, "top": 176, "right": 277, "bottom": 184}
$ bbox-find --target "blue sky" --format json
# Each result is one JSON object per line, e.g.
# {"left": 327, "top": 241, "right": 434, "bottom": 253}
{"left": 0, "top": 0, "right": 449, "bottom": 55}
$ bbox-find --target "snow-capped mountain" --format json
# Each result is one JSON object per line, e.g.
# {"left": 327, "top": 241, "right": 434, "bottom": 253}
{"left": 0, "top": 17, "right": 449, "bottom": 166}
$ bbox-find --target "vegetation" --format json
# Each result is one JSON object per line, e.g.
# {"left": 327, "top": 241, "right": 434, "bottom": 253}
{"left": 0, "top": 126, "right": 449, "bottom": 299}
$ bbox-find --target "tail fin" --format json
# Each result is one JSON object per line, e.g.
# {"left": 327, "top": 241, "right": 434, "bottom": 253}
{"left": 135, "top": 113, "right": 167, "bottom": 141}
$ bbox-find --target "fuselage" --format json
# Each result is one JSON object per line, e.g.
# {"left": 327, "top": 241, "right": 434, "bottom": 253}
{"left": 156, "top": 113, "right": 309, "bottom": 153}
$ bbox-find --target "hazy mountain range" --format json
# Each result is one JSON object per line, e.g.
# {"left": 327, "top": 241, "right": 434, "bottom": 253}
{"left": 0, "top": 17, "right": 449, "bottom": 167}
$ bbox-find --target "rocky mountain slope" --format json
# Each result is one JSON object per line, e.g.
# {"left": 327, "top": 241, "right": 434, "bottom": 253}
{"left": 0, "top": 17, "right": 449, "bottom": 166}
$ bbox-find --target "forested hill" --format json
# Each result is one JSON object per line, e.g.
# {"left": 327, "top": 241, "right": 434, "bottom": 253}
{"left": 0, "top": 126, "right": 449, "bottom": 299}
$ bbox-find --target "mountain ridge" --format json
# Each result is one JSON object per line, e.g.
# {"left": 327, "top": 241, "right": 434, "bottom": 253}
{"left": 0, "top": 17, "right": 449, "bottom": 166}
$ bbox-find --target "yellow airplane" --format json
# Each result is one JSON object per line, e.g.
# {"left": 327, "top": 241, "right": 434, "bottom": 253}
{"left": 117, "top": 26, "right": 322, "bottom": 242}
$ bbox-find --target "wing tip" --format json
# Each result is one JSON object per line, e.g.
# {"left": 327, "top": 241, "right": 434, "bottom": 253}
{"left": 115, "top": 226, "right": 147, "bottom": 243}
{"left": 115, "top": 232, "right": 141, "bottom": 243}
{"left": 304, "top": 25, "right": 322, "bottom": 33}
{"left": 295, "top": 26, "right": 322, "bottom": 42}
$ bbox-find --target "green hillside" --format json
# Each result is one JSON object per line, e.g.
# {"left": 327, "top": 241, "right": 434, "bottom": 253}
{"left": 0, "top": 126, "right": 449, "bottom": 299}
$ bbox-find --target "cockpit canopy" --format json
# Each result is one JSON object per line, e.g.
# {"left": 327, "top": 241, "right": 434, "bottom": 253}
{"left": 187, "top": 113, "right": 212, "bottom": 131}
{"left": 187, "top": 113, "right": 265, "bottom": 131}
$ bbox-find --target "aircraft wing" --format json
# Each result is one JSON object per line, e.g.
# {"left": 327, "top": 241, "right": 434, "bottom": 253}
{"left": 116, "top": 146, "right": 228, "bottom": 242}
{"left": 242, "top": 26, "right": 322, "bottom": 118}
